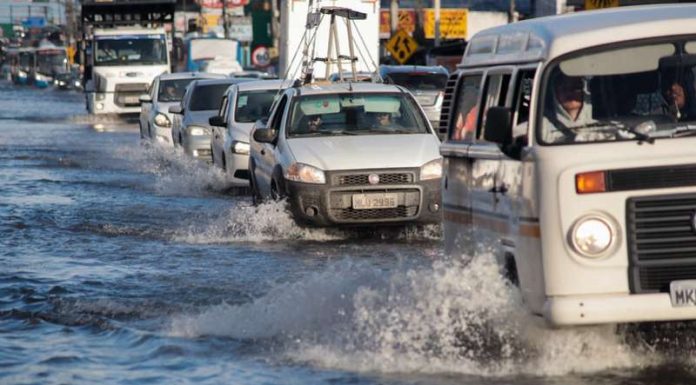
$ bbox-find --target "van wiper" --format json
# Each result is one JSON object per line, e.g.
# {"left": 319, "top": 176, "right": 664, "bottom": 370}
{"left": 581, "top": 120, "right": 654, "bottom": 144}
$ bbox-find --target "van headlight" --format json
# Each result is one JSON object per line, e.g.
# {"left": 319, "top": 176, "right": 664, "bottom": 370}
{"left": 570, "top": 215, "right": 616, "bottom": 258}
{"left": 285, "top": 163, "right": 326, "bottom": 184}
{"left": 154, "top": 113, "right": 170, "bottom": 128}
{"left": 189, "top": 126, "right": 210, "bottom": 136}
{"left": 231, "top": 140, "right": 250, "bottom": 155}
{"left": 420, "top": 158, "right": 443, "bottom": 180}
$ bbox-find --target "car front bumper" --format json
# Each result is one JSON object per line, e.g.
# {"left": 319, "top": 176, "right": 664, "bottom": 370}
{"left": 184, "top": 135, "right": 213, "bottom": 162}
{"left": 283, "top": 169, "right": 441, "bottom": 227}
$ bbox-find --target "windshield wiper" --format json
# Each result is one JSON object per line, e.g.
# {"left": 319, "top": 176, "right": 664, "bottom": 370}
{"left": 291, "top": 130, "right": 357, "bottom": 137}
{"left": 581, "top": 120, "right": 654, "bottom": 144}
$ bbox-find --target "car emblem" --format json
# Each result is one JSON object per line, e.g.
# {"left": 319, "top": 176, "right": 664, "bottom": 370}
{"left": 368, "top": 174, "right": 380, "bottom": 185}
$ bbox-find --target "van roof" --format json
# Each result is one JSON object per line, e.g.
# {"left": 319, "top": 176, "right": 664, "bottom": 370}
{"left": 296, "top": 82, "right": 404, "bottom": 96}
{"left": 461, "top": 4, "right": 696, "bottom": 68}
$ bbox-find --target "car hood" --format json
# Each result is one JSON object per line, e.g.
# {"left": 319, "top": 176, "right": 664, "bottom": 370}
{"left": 230, "top": 122, "right": 255, "bottom": 142}
{"left": 288, "top": 134, "right": 441, "bottom": 171}
{"left": 186, "top": 110, "right": 217, "bottom": 126}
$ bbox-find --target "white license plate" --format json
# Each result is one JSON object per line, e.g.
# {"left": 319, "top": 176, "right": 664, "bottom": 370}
{"left": 352, "top": 193, "right": 398, "bottom": 210}
{"left": 122, "top": 96, "right": 140, "bottom": 104}
{"left": 669, "top": 280, "right": 696, "bottom": 307}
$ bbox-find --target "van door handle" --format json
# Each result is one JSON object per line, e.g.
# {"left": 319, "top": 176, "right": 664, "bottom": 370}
{"left": 260, "top": 149, "right": 266, "bottom": 156}
{"left": 489, "top": 185, "right": 508, "bottom": 194}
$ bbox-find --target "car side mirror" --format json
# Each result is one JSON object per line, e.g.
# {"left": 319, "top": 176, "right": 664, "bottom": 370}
{"left": 253, "top": 128, "right": 277, "bottom": 144}
{"left": 255, "top": 117, "right": 269, "bottom": 129}
{"left": 169, "top": 105, "right": 183, "bottom": 114}
{"left": 483, "top": 106, "right": 512, "bottom": 146}
{"left": 139, "top": 94, "right": 152, "bottom": 104}
{"left": 209, "top": 115, "right": 225, "bottom": 127}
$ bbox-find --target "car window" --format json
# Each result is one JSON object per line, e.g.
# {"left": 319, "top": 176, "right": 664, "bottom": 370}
{"left": 478, "top": 73, "right": 511, "bottom": 142}
{"left": 287, "top": 92, "right": 429, "bottom": 137}
{"left": 158, "top": 78, "right": 196, "bottom": 102}
{"left": 189, "top": 84, "right": 231, "bottom": 111}
{"left": 450, "top": 74, "right": 483, "bottom": 142}
{"left": 234, "top": 90, "right": 279, "bottom": 123}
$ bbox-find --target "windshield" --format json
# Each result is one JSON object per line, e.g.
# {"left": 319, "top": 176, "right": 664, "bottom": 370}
{"left": 234, "top": 90, "right": 278, "bottom": 123}
{"left": 540, "top": 38, "right": 696, "bottom": 145}
{"left": 95, "top": 35, "right": 167, "bottom": 66}
{"left": 19, "top": 53, "right": 32, "bottom": 68}
{"left": 37, "top": 51, "right": 67, "bottom": 74}
{"left": 158, "top": 79, "right": 195, "bottom": 102}
{"left": 287, "top": 93, "right": 430, "bottom": 137}
{"left": 385, "top": 73, "right": 448, "bottom": 91}
{"left": 189, "top": 84, "right": 230, "bottom": 111}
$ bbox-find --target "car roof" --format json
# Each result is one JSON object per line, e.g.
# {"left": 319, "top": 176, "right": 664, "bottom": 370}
{"left": 235, "top": 79, "right": 294, "bottom": 92}
{"left": 158, "top": 72, "right": 226, "bottom": 81}
{"left": 379, "top": 65, "right": 448, "bottom": 75}
{"left": 295, "top": 82, "right": 405, "bottom": 96}
{"left": 192, "top": 78, "right": 251, "bottom": 87}
{"left": 462, "top": 4, "right": 696, "bottom": 68}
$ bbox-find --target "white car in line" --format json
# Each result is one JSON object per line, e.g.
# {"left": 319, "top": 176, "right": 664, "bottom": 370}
{"left": 139, "top": 72, "right": 224, "bottom": 145}
{"left": 249, "top": 82, "right": 443, "bottom": 226}
{"left": 209, "top": 80, "right": 291, "bottom": 187}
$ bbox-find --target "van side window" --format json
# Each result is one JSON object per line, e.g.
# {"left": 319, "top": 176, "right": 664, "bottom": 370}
{"left": 450, "top": 74, "right": 483, "bottom": 142}
{"left": 512, "top": 70, "right": 536, "bottom": 142}
{"left": 479, "top": 73, "right": 512, "bottom": 141}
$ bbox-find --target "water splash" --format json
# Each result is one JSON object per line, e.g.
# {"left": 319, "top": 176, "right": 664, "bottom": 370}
{"left": 168, "top": 253, "right": 648, "bottom": 377}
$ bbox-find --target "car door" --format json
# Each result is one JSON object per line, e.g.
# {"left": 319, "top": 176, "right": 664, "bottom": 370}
{"left": 140, "top": 79, "right": 155, "bottom": 137}
{"left": 469, "top": 69, "right": 513, "bottom": 251}
{"left": 441, "top": 71, "right": 484, "bottom": 257}
{"left": 212, "top": 91, "right": 230, "bottom": 168}
{"left": 254, "top": 94, "right": 289, "bottom": 196}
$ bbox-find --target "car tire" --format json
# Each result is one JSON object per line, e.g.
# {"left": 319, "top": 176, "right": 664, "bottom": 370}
{"left": 211, "top": 146, "right": 216, "bottom": 166}
{"left": 222, "top": 154, "right": 227, "bottom": 172}
{"left": 249, "top": 161, "right": 263, "bottom": 205}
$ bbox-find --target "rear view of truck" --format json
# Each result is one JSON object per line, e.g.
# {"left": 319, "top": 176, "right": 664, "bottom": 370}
{"left": 81, "top": 0, "right": 175, "bottom": 115}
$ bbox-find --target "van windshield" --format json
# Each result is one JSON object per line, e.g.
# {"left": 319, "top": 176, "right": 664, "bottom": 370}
{"left": 287, "top": 93, "right": 430, "bottom": 137}
{"left": 539, "top": 39, "right": 696, "bottom": 145}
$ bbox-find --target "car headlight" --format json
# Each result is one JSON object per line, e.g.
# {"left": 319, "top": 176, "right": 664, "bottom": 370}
{"left": 154, "top": 113, "right": 171, "bottom": 128}
{"left": 231, "top": 141, "right": 250, "bottom": 155}
{"left": 570, "top": 215, "right": 615, "bottom": 258}
{"left": 95, "top": 93, "right": 106, "bottom": 101}
{"left": 189, "top": 126, "right": 210, "bottom": 136}
{"left": 420, "top": 158, "right": 443, "bottom": 180}
{"left": 285, "top": 162, "right": 326, "bottom": 184}
{"left": 17, "top": 70, "right": 26, "bottom": 77}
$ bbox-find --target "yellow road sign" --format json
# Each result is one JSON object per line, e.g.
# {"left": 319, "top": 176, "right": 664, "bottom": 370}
{"left": 385, "top": 29, "right": 419, "bottom": 64}
{"left": 424, "top": 9, "right": 468, "bottom": 40}
{"left": 585, "top": 0, "right": 619, "bottom": 10}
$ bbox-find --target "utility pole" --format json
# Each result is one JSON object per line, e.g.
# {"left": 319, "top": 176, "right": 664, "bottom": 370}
{"left": 222, "top": 0, "right": 229, "bottom": 38}
{"left": 509, "top": 0, "right": 517, "bottom": 23}
{"left": 434, "top": 0, "right": 441, "bottom": 47}
{"left": 389, "top": 0, "right": 398, "bottom": 35}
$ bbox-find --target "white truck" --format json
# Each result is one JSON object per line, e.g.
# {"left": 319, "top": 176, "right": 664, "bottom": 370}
{"left": 81, "top": 0, "right": 176, "bottom": 115}
{"left": 278, "top": 0, "right": 380, "bottom": 79}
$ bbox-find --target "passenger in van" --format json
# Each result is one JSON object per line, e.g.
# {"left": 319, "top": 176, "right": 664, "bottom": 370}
{"left": 663, "top": 81, "right": 691, "bottom": 121}
{"left": 305, "top": 115, "right": 323, "bottom": 132}
{"left": 543, "top": 72, "right": 610, "bottom": 143}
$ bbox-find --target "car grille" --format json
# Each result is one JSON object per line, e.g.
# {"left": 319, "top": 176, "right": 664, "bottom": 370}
{"left": 333, "top": 172, "right": 414, "bottom": 186}
{"left": 114, "top": 83, "right": 148, "bottom": 107}
{"left": 627, "top": 193, "right": 696, "bottom": 293}
{"left": 333, "top": 206, "right": 417, "bottom": 221}
{"left": 608, "top": 164, "right": 696, "bottom": 192}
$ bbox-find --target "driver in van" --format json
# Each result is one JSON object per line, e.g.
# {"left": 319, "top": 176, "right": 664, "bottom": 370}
{"left": 663, "top": 80, "right": 690, "bottom": 121}
{"left": 543, "top": 72, "right": 611, "bottom": 143}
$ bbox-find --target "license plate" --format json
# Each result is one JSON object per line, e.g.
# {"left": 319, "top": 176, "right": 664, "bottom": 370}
{"left": 670, "top": 280, "right": 696, "bottom": 307}
{"left": 122, "top": 96, "right": 140, "bottom": 104}
{"left": 352, "top": 193, "right": 398, "bottom": 210}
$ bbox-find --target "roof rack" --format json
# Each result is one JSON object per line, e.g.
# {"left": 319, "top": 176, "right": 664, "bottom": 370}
{"left": 81, "top": 0, "right": 175, "bottom": 28}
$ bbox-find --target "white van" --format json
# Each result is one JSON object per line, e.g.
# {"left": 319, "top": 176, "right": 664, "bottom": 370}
{"left": 441, "top": 5, "right": 696, "bottom": 326}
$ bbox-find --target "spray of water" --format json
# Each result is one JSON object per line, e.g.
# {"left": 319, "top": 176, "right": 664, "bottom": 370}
{"left": 168, "top": 252, "right": 649, "bottom": 377}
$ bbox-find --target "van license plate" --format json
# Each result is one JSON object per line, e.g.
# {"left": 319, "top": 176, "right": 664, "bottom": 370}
{"left": 352, "top": 193, "right": 398, "bottom": 210}
{"left": 122, "top": 96, "right": 140, "bottom": 104}
{"left": 669, "top": 280, "right": 696, "bottom": 307}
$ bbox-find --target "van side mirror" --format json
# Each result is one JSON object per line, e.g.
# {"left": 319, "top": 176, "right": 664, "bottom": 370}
{"left": 253, "top": 128, "right": 277, "bottom": 144}
{"left": 483, "top": 107, "right": 512, "bottom": 146}
{"left": 255, "top": 117, "right": 269, "bottom": 129}
{"left": 169, "top": 105, "right": 183, "bottom": 114}
{"left": 139, "top": 94, "right": 152, "bottom": 104}
{"left": 209, "top": 115, "right": 225, "bottom": 127}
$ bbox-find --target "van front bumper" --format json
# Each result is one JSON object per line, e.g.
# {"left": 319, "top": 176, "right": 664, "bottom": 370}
{"left": 544, "top": 293, "right": 696, "bottom": 326}
{"left": 284, "top": 175, "right": 442, "bottom": 227}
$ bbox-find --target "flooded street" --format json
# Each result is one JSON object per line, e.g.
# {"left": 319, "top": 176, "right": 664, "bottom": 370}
{"left": 2, "top": 80, "right": 696, "bottom": 385}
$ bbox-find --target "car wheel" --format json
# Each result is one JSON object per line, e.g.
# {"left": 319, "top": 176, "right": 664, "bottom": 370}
{"left": 211, "top": 146, "right": 215, "bottom": 165}
{"left": 222, "top": 154, "right": 227, "bottom": 172}
{"left": 139, "top": 123, "right": 145, "bottom": 139}
{"left": 270, "top": 178, "right": 284, "bottom": 201}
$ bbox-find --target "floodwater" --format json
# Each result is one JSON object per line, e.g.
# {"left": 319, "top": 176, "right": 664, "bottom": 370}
{"left": 2, "top": 81, "right": 696, "bottom": 385}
